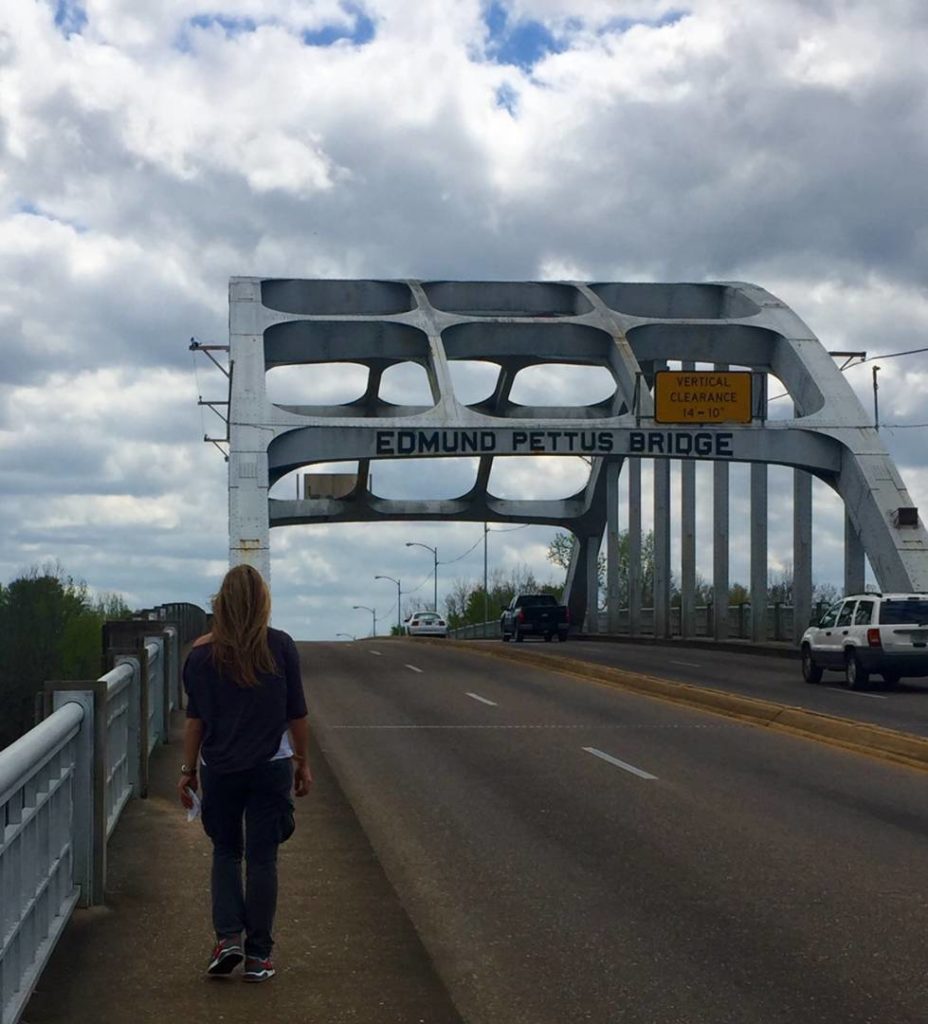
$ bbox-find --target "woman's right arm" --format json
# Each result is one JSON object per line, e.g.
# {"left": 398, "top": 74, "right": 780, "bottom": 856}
{"left": 288, "top": 716, "right": 313, "bottom": 796}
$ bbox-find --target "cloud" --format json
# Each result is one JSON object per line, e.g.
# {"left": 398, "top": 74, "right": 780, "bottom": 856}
{"left": 0, "top": 0, "right": 926, "bottom": 639}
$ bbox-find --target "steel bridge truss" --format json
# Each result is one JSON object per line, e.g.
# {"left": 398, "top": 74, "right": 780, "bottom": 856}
{"left": 227, "top": 278, "right": 928, "bottom": 640}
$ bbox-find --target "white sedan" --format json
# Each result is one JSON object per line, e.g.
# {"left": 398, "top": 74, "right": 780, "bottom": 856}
{"left": 406, "top": 611, "right": 449, "bottom": 637}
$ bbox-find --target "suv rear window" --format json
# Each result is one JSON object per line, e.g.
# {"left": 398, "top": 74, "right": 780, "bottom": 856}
{"left": 516, "top": 595, "right": 558, "bottom": 607}
{"left": 879, "top": 600, "right": 928, "bottom": 624}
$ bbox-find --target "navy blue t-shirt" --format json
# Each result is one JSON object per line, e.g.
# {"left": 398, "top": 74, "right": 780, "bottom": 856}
{"left": 183, "top": 627, "right": 307, "bottom": 774}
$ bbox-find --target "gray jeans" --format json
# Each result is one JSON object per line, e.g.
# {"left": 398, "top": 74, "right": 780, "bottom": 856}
{"left": 200, "top": 758, "right": 295, "bottom": 958}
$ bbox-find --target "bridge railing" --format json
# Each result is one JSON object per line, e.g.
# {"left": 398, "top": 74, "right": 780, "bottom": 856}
{"left": 0, "top": 702, "right": 85, "bottom": 1024}
{"left": 451, "top": 603, "right": 812, "bottom": 642}
{"left": 0, "top": 608, "right": 202, "bottom": 1024}
{"left": 452, "top": 620, "right": 502, "bottom": 639}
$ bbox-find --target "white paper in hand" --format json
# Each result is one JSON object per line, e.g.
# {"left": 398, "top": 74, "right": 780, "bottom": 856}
{"left": 185, "top": 786, "right": 202, "bottom": 823}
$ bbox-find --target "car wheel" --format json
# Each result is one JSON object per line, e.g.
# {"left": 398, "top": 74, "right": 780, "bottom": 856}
{"left": 845, "top": 650, "right": 869, "bottom": 690}
{"left": 515, "top": 628, "right": 524, "bottom": 643}
{"left": 501, "top": 632, "right": 510, "bottom": 642}
{"left": 544, "top": 632, "right": 552, "bottom": 642}
{"left": 558, "top": 632, "right": 568, "bottom": 642}
{"left": 801, "top": 646, "right": 823, "bottom": 684}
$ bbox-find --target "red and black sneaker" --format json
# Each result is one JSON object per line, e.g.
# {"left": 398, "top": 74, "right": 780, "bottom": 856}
{"left": 207, "top": 938, "right": 244, "bottom": 977}
{"left": 243, "top": 956, "right": 276, "bottom": 982}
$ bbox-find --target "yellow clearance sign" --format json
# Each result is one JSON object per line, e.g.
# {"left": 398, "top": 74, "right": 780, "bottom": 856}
{"left": 654, "top": 370, "right": 753, "bottom": 424}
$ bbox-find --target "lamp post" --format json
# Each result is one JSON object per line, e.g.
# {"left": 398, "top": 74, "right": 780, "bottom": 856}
{"left": 374, "top": 575, "right": 402, "bottom": 634}
{"left": 406, "top": 542, "right": 438, "bottom": 612}
{"left": 335, "top": 632, "right": 357, "bottom": 641}
{"left": 352, "top": 604, "right": 376, "bottom": 637}
{"left": 872, "top": 364, "right": 881, "bottom": 429}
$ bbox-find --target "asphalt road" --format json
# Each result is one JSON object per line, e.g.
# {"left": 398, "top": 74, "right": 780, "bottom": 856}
{"left": 478, "top": 637, "right": 928, "bottom": 737}
{"left": 302, "top": 639, "right": 928, "bottom": 1024}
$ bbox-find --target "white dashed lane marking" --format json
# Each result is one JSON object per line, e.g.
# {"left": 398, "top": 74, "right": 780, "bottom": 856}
{"left": 669, "top": 660, "right": 701, "bottom": 668}
{"left": 466, "top": 692, "right": 498, "bottom": 706}
{"left": 369, "top": 650, "right": 382, "bottom": 656}
{"left": 406, "top": 664, "right": 423, "bottom": 673}
{"left": 825, "top": 687, "right": 887, "bottom": 700}
{"left": 582, "top": 747, "right": 658, "bottom": 780}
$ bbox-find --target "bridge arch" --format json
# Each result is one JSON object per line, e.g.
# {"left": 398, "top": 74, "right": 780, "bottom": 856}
{"left": 226, "top": 277, "right": 928, "bottom": 641}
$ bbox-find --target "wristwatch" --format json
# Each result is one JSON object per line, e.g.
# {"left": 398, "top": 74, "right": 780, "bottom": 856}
{"left": 180, "top": 764, "right": 198, "bottom": 775}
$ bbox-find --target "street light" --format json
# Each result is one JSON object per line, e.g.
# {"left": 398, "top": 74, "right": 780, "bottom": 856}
{"left": 406, "top": 541, "right": 438, "bottom": 612}
{"left": 335, "top": 632, "right": 356, "bottom": 641}
{"left": 352, "top": 604, "right": 376, "bottom": 637}
{"left": 374, "top": 575, "right": 402, "bottom": 635}
{"left": 872, "top": 364, "right": 881, "bottom": 429}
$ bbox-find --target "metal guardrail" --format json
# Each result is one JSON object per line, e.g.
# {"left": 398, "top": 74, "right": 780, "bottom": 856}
{"left": 0, "top": 621, "right": 182, "bottom": 1024}
{"left": 452, "top": 621, "right": 502, "bottom": 640}
{"left": 451, "top": 603, "right": 807, "bottom": 642}
{"left": 0, "top": 703, "right": 85, "bottom": 1024}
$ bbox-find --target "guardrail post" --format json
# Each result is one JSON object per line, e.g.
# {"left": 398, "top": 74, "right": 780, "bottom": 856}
{"left": 114, "top": 654, "right": 142, "bottom": 797}
{"left": 147, "top": 635, "right": 169, "bottom": 745}
{"left": 168, "top": 625, "right": 181, "bottom": 711}
{"left": 47, "top": 685, "right": 107, "bottom": 906}
{"left": 165, "top": 628, "right": 177, "bottom": 726}
{"left": 107, "top": 644, "right": 148, "bottom": 798}
{"left": 137, "top": 641, "right": 151, "bottom": 796}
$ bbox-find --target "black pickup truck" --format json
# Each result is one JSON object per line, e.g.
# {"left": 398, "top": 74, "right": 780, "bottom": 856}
{"left": 500, "top": 594, "right": 570, "bottom": 643}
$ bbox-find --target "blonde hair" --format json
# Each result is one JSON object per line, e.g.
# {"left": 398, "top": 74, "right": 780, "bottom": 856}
{"left": 210, "top": 565, "right": 277, "bottom": 687}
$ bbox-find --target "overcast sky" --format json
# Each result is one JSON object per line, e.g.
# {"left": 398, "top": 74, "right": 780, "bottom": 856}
{"left": 2, "top": 0, "right": 927, "bottom": 640}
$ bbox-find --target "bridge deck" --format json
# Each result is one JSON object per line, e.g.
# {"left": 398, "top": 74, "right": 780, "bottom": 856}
{"left": 24, "top": 711, "right": 460, "bottom": 1024}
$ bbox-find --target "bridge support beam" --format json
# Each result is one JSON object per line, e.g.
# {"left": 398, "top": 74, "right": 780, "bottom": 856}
{"left": 713, "top": 462, "right": 730, "bottom": 640}
{"left": 793, "top": 468, "right": 813, "bottom": 641}
{"left": 654, "top": 457, "right": 672, "bottom": 638}
{"left": 751, "top": 463, "right": 768, "bottom": 642}
{"left": 628, "top": 458, "right": 642, "bottom": 636}
{"left": 606, "top": 460, "right": 621, "bottom": 633}
{"left": 228, "top": 279, "right": 271, "bottom": 583}
{"left": 845, "top": 512, "right": 866, "bottom": 595}
{"left": 586, "top": 533, "right": 601, "bottom": 633}
{"left": 681, "top": 361, "right": 697, "bottom": 637}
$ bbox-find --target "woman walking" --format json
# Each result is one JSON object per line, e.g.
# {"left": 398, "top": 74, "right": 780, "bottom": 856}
{"left": 178, "top": 564, "right": 312, "bottom": 981}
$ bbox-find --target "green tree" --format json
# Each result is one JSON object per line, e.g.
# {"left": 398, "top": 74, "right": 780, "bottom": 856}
{"left": 444, "top": 567, "right": 560, "bottom": 628}
{"left": 0, "top": 564, "right": 131, "bottom": 749}
{"left": 546, "top": 529, "right": 655, "bottom": 605}
{"left": 729, "top": 582, "right": 750, "bottom": 604}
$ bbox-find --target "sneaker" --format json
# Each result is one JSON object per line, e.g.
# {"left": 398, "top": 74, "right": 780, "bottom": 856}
{"left": 207, "top": 938, "right": 244, "bottom": 976}
{"left": 243, "top": 956, "right": 276, "bottom": 982}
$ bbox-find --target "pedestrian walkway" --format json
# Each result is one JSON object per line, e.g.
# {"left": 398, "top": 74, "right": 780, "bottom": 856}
{"left": 24, "top": 711, "right": 462, "bottom": 1024}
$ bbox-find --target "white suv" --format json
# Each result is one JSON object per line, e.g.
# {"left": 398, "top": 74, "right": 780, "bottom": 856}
{"left": 800, "top": 593, "right": 928, "bottom": 688}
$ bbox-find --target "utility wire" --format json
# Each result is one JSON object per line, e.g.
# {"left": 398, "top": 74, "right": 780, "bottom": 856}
{"left": 404, "top": 570, "right": 434, "bottom": 596}
{"left": 768, "top": 344, "right": 928, "bottom": 402}
{"left": 441, "top": 535, "right": 484, "bottom": 565}
{"left": 440, "top": 523, "right": 534, "bottom": 568}
{"left": 852, "top": 344, "right": 928, "bottom": 365}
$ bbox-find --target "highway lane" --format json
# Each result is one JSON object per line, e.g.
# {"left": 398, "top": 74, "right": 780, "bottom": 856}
{"left": 463, "top": 637, "right": 928, "bottom": 737}
{"left": 302, "top": 639, "right": 928, "bottom": 1024}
